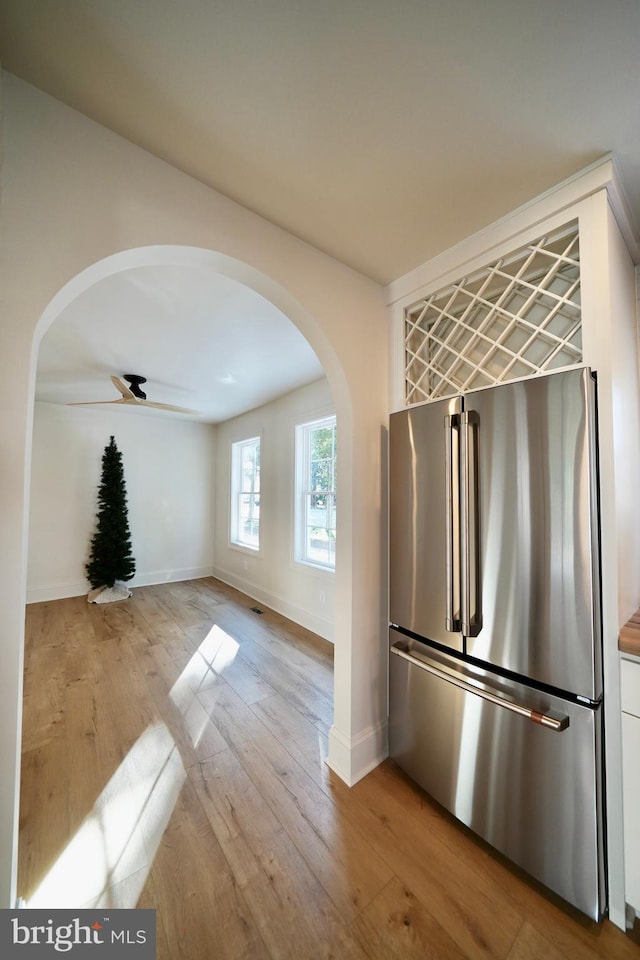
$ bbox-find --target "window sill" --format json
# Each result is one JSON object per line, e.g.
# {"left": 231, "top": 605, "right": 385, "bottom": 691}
{"left": 294, "top": 558, "right": 335, "bottom": 575}
{"left": 229, "top": 542, "right": 263, "bottom": 559}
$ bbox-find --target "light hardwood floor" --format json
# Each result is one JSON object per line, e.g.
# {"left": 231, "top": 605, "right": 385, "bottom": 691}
{"left": 19, "top": 578, "right": 640, "bottom": 959}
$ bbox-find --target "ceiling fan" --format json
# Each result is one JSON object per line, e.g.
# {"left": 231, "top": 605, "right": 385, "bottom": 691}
{"left": 69, "top": 374, "right": 203, "bottom": 416}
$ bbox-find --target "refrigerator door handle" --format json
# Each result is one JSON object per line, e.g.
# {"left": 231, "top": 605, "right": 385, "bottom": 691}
{"left": 444, "top": 413, "right": 461, "bottom": 632}
{"left": 461, "top": 410, "right": 482, "bottom": 637}
{"left": 390, "top": 641, "right": 569, "bottom": 732}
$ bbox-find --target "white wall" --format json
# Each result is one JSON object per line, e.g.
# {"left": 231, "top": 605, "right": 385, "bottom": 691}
{"left": 214, "top": 378, "right": 335, "bottom": 641}
{"left": 28, "top": 380, "right": 335, "bottom": 637}
{"left": 581, "top": 194, "right": 640, "bottom": 928}
{"left": 608, "top": 212, "right": 640, "bottom": 624}
{"left": 0, "top": 73, "right": 388, "bottom": 907}
{"left": 27, "top": 403, "right": 216, "bottom": 602}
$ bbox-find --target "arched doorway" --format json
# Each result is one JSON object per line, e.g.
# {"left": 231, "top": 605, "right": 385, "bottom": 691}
{"left": 20, "top": 243, "right": 358, "bottom": 906}
{"left": 31, "top": 249, "right": 357, "bottom": 702}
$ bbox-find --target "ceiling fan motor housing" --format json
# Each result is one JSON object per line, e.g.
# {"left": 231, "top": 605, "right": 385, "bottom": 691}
{"left": 123, "top": 374, "right": 147, "bottom": 399}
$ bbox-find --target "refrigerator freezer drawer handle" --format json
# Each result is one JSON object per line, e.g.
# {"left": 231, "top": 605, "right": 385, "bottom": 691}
{"left": 390, "top": 643, "right": 570, "bottom": 732}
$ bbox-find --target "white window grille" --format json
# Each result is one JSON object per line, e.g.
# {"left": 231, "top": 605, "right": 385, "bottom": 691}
{"left": 295, "top": 416, "right": 336, "bottom": 570}
{"left": 230, "top": 436, "right": 260, "bottom": 550}
{"left": 404, "top": 221, "right": 581, "bottom": 404}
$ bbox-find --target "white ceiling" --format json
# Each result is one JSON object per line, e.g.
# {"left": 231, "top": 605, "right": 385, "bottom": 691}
{"left": 3, "top": 0, "right": 640, "bottom": 420}
{"left": 35, "top": 266, "right": 324, "bottom": 423}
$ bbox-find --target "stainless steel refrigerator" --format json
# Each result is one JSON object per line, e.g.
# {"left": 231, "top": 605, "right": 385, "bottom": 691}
{"left": 388, "top": 366, "right": 605, "bottom": 920}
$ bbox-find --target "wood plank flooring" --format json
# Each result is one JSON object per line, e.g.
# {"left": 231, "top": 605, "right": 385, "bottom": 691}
{"left": 19, "top": 578, "right": 640, "bottom": 959}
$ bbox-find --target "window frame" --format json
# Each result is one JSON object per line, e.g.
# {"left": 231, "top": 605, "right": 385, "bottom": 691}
{"left": 294, "top": 414, "right": 337, "bottom": 571}
{"left": 230, "top": 434, "right": 261, "bottom": 553}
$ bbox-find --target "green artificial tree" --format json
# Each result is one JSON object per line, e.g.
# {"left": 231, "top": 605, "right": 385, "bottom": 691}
{"left": 86, "top": 436, "right": 136, "bottom": 590}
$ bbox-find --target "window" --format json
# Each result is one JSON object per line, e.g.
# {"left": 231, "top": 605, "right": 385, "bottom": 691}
{"left": 296, "top": 416, "right": 336, "bottom": 569}
{"left": 231, "top": 436, "right": 260, "bottom": 550}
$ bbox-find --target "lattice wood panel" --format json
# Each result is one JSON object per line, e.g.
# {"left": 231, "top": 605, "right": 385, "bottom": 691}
{"left": 404, "top": 222, "right": 581, "bottom": 404}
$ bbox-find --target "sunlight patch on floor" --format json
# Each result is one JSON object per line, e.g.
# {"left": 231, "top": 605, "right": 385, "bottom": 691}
{"left": 197, "top": 624, "right": 240, "bottom": 673}
{"left": 169, "top": 624, "right": 239, "bottom": 748}
{"left": 26, "top": 724, "right": 186, "bottom": 909}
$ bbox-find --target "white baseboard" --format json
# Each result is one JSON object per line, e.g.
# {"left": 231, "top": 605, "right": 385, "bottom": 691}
{"left": 26, "top": 581, "right": 89, "bottom": 604}
{"left": 326, "top": 720, "right": 388, "bottom": 787}
{"left": 212, "top": 565, "right": 334, "bottom": 642}
{"left": 26, "top": 566, "right": 215, "bottom": 604}
{"left": 130, "top": 566, "right": 214, "bottom": 588}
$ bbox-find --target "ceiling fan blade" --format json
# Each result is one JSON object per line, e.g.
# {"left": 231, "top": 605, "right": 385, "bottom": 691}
{"left": 67, "top": 399, "right": 129, "bottom": 406}
{"left": 111, "top": 375, "right": 136, "bottom": 399}
{"left": 141, "top": 400, "right": 203, "bottom": 416}
{"left": 67, "top": 375, "right": 203, "bottom": 416}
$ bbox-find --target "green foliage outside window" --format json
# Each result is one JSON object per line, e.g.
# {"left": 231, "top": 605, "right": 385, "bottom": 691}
{"left": 303, "top": 418, "right": 336, "bottom": 567}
